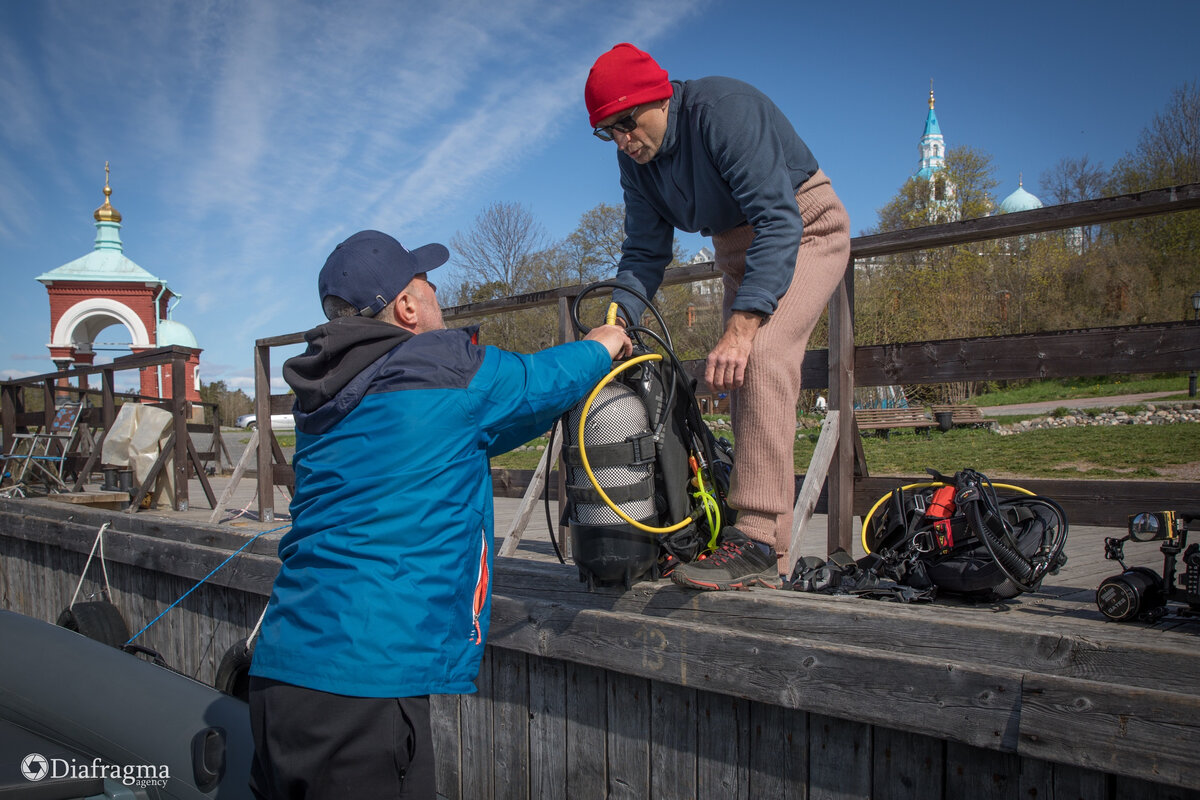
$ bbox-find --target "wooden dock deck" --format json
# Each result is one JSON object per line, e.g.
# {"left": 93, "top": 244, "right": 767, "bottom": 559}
{"left": 2, "top": 475, "right": 1198, "bottom": 799}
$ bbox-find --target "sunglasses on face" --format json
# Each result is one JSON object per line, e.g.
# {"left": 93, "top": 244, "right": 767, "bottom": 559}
{"left": 593, "top": 105, "right": 644, "bottom": 141}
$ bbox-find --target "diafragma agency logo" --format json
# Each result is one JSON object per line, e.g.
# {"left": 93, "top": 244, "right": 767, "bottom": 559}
{"left": 19, "top": 752, "right": 48, "bottom": 781}
{"left": 20, "top": 753, "right": 170, "bottom": 789}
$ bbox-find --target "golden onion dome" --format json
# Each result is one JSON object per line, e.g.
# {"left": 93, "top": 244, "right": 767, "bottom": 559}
{"left": 93, "top": 162, "right": 122, "bottom": 223}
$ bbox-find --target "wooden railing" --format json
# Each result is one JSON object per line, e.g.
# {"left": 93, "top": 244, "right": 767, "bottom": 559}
{"left": 0, "top": 346, "right": 226, "bottom": 511}
{"left": 251, "top": 183, "right": 1200, "bottom": 534}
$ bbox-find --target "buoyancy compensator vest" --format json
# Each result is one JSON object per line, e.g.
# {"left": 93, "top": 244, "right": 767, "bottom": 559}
{"left": 792, "top": 469, "right": 1069, "bottom": 602}
{"left": 558, "top": 282, "right": 733, "bottom": 589}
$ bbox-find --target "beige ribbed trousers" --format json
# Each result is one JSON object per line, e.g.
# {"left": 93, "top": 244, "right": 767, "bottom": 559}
{"left": 713, "top": 169, "right": 850, "bottom": 565}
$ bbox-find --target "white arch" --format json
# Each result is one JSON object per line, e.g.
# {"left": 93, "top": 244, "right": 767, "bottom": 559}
{"left": 51, "top": 298, "right": 152, "bottom": 349}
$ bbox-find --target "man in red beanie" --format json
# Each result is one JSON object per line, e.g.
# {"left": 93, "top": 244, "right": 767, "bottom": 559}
{"left": 585, "top": 43, "right": 851, "bottom": 591}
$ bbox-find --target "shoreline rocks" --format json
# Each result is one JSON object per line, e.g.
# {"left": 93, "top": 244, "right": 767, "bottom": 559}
{"left": 994, "top": 401, "right": 1200, "bottom": 435}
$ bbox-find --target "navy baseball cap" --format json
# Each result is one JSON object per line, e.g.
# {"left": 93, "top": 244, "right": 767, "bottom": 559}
{"left": 318, "top": 230, "right": 449, "bottom": 319}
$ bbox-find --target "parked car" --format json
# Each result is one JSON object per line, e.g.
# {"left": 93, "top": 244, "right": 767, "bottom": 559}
{"left": 234, "top": 413, "right": 295, "bottom": 431}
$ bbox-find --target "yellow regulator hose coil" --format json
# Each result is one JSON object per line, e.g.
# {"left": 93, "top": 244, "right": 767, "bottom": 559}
{"left": 576, "top": 353, "right": 696, "bottom": 535}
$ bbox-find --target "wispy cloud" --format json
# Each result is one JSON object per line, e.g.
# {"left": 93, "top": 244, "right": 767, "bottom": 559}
{"left": 0, "top": 0, "right": 708, "bottom": 381}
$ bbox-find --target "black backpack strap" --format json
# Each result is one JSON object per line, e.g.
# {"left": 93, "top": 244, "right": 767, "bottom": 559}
{"left": 564, "top": 432, "right": 657, "bottom": 468}
{"left": 566, "top": 480, "right": 655, "bottom": 506}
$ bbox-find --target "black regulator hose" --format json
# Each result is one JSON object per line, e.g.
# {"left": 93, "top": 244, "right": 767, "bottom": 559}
{"left": 966, "top": 500, "right": 1038, "bottom": 590}
{"left": 960, "top": 470, "right": 1067, "bottom": 594}
{"left": 569, "top": 280, "right": 675, "bottom": 352}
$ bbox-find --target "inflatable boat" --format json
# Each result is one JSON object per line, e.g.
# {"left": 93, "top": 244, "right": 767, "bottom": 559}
{"left": 0, "top": 609, "right": 253, "bottom": 799}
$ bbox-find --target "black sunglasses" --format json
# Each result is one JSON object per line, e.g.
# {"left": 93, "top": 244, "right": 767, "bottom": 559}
{"left": 593, "top": 105, "right": 644, "bottom": 141}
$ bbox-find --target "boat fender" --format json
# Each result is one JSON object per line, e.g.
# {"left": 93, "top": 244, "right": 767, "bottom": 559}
{"left": 215, "top": 639, "right": 254, "bottom": 701}
{"left": 55, "top": 600, "right": 129, "bottom": 648}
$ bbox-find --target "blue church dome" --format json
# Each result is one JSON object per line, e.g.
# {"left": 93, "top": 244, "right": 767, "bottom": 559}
{"left": 997, "top": 180, "right": 1043, "bottom": 214}
{"left": 157, "top": 319, "right": 199, "bottom": 349}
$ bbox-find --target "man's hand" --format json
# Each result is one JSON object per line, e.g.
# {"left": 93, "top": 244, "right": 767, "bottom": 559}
{"left": 705, "top": 310, "right": 763, "bottom": 391}
{"left": 584, "top": 324, "right": 633, "bottom": 361}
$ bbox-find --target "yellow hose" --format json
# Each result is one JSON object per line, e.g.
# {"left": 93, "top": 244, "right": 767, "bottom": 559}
{"left": 861, "top": 481, "right": 1036, "bottom": 554}
{"left": 576, "top": 353, "right": 695, "bottom": 535}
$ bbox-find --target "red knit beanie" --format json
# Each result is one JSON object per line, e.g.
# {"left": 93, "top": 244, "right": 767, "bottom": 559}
{"left": 585, "top": 43, "right": 672, "bottom": 127}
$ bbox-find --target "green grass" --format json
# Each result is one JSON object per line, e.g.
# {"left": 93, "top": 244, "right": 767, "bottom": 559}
{"left": 239, "top": 432, "right": 296, "bottom": 447}
{"left": 799, "top": 424, "right": 1200, "bottom": 480}
{"left": 490, "top": 423, "right": 1200, "bottom": 480}
{"left": 969, "top": 374, "right": 1190, "bottom": 407}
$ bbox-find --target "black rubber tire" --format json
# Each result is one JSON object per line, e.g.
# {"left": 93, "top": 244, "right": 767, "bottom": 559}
{"left": 56, "top": 601, "right": 130, "bottom": 648}
{"left": 215, "top": 639, "right": 254, "bottom": 702}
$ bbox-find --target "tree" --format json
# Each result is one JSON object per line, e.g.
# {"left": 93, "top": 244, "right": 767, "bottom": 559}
{"left": 450, "top": 202, "right": 547, "bottom": 349}
{"left": 198, "top": 380, "right": 253, "bottom": 427}
{"left": 561, "top": 202, "right": 625, "bottom": 286}
{"left": 1112, "top": 81, "right": 1200, "bottom": 190}
{"left": 444, "top": 200, "right": 704, "bottom": 354}
{"left": 1039, "top": 155, "right": 1108, "bottom": 248}
{"left": 1104, "top": 81, "right": 1200, "bottom": 319}
{"left": 450, "top": 202, "right": 547, "bottom": 299}
{"left": 874, "top": 146, "right": 999, "bottom": 232}
{"left": 1039, "top": 155, "right": 1108, "bottom": 204}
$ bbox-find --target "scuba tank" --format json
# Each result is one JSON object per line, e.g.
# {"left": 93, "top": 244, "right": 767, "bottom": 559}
{"left": 562, "top": 376, "right": 661, "bottom": 588}
{"left": 558, "top": 282, "right": 732, "bottom": 589}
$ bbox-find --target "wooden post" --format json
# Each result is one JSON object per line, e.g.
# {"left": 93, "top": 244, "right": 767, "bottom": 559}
{"left": 42, "top": 379, "right": 54, "bottom": 429}
{"left": 826, "top": 261, "right": 856, "bottom": 555}
{"left": 254, "top": 343, "right": 275, "bottom": 523}
{"left": 172, "top": 352, "right": 190, "bottom": 512}
{"left": 209, "top": 428, "right": 259, "bottom": 524}
{"left": 786, "top": 410, "right": 840, "bottom": 577}
{"left": 499, "top": 422, "right": 563, "bottom": 558}
{"left": 557, "top": 295, "right": 575, "bottom": 560}
{"left": 1, "top": 384, "right": 15, "bottom": 459}
{"left": 210, "top": 405, "right": 230, "bottom": 473}
{"left": 101, "top": 369, "right": 116, "bottom": 430}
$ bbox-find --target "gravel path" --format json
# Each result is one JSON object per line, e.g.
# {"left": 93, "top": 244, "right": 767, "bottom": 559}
{"left": 980, "top": 391, "right": 1184, "bottom": 417}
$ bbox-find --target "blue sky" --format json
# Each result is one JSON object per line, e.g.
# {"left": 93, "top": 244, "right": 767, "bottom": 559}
{"left": 2, "top": 0, "right": 1198, "bottom": 393}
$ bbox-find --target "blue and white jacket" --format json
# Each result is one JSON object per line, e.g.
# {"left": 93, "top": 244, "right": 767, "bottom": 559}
{"left": 249, "top": 317, "right": 610, "bottom": 697}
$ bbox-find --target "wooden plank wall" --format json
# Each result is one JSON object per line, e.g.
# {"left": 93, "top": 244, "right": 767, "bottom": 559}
{"left": 0, "top": 502, "right": 271, "bottom": 686}
{"left": 3, "top": 500, "right": 1199, "bottom": 800}
{"left": 431, "top": 648, "right": 1198, "bottom": 800}
{"left": 0, "top": 532, "right": 266, "bottom": 688}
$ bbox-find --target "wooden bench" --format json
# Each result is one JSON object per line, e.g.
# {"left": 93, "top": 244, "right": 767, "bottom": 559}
{"left": 854, "top": 407, "right": 933, "bottom": 438}
{"left": 930, "top": 404, "right": 997, "bottom": 429}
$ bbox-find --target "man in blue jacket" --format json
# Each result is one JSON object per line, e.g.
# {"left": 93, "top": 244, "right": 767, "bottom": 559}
{"left": 248, "top": 229, "right": 630, "bottom": 799}
{"left": 585, "top": 44, "right": 851, "bottom": 591}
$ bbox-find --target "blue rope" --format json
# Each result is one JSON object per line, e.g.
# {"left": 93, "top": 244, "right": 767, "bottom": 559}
{"left": 125, "top": 523, "right": 289, "bottom": 645}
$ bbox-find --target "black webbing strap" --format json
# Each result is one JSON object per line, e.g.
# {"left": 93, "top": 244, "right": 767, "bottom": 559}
{"left": 564, "top": 432, "right": 656, "bottom": 469}
{"left": 566, "top": 479, "right": 655, "bottom": 506}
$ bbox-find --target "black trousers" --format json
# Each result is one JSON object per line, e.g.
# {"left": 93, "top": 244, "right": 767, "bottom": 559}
{"left": 248, "top": 677, "right": 436, "bottom": 799}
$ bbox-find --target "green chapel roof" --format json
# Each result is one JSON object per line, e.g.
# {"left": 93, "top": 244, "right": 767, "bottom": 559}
{"left": 36, "top": 164, "right": 165, "bottom": 286}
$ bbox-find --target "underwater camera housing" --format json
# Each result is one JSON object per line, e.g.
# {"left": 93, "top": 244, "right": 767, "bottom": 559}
{"left": 1096, "top": 511, "right": 1200, "bottom": 622}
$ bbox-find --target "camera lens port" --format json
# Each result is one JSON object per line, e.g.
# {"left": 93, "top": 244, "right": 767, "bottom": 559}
{"left": 1097, "top": 567, "right": 1164, "bottom": 621}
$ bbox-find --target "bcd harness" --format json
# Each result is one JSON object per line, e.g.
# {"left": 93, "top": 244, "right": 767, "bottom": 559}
{"left": 554, "top": 282, "right": 734, "bottom": 589}
{"left": 793, "top": 469, "right": 1070, "bottom": 602}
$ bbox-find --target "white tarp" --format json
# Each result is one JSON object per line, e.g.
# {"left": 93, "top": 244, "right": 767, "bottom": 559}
{"left": 100, "top": 403, "right": 174, "bottom": 503}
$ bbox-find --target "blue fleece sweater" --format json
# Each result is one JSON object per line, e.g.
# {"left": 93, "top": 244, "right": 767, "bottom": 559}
{"left": 611, "top": 77, "right": 820, "bottom": 324}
